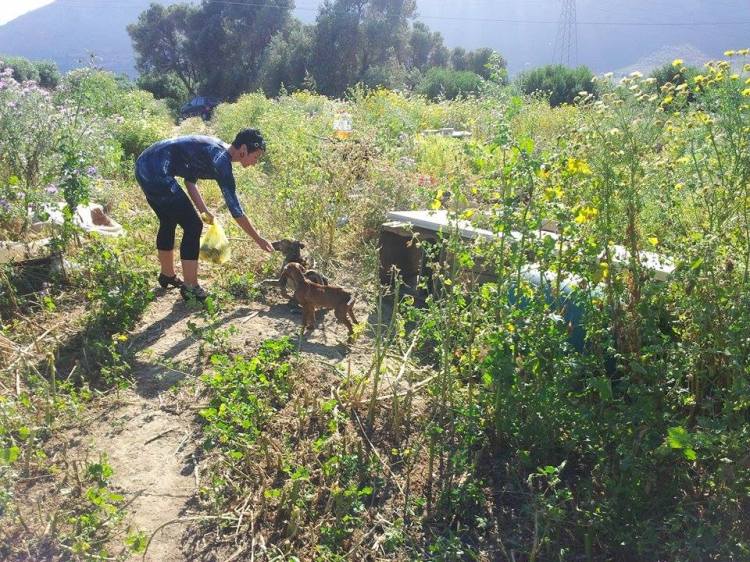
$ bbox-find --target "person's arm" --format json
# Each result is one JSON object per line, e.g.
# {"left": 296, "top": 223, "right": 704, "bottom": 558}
{"left": 185, "top": 181, "right": 214, "bottom": 223}
{"left": 235, "top": 215, "right": 274, "bottom": 253}
{"left": 216, "top": 164, "right": 273, "bottom": 253}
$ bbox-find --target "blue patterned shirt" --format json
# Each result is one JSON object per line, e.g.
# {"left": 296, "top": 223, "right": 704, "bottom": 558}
{"left": 135, "top": 135, "right": 244, "bottom": 218}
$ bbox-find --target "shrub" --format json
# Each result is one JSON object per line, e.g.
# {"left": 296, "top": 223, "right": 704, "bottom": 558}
{"left": 649, "top": 61, "right": 699, "bottom": 93}
{"left": 518, "top": 64, "right": 597, "bottom": 107}
{"left": 417, "top": 67, "right": 484, "bottom": 100}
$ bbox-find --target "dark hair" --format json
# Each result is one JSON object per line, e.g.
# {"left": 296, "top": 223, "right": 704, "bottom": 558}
{"left": 232, "top": 128, "right": 266, "bottom": 152}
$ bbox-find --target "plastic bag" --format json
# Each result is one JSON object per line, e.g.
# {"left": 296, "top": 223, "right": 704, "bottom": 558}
{"left": 199, "top": 222, "right": 231, "bottom": 264}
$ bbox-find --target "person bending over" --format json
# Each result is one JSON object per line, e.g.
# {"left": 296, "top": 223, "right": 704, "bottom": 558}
{"left": 135, "top": 128, "right": 273, "bottom": 301}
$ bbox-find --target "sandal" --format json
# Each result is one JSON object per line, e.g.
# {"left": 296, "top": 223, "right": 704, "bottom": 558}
{"left": 158, "top": 273, "right": 184, "bottom": 289}
{"left": 180, "top": 284, "right": 209, "bottom": 302}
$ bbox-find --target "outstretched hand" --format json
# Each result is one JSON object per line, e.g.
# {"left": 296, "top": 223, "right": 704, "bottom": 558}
{"left": 201, "top": 211, "right": 215, "bottom": 225}
{"left": 256, "top": 236, "right": 274, "bottom": 253}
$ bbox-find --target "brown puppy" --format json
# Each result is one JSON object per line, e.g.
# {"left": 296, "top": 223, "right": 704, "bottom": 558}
{"left": 280, "top": 262, "right": 358, "bottom": 339}
{"left": 272, "top": 239, "right": 329, "bottom": 296}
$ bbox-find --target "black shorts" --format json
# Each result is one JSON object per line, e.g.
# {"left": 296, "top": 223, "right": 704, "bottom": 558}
{"left": 144, "top": 187, "right": 203, "bottom": 261}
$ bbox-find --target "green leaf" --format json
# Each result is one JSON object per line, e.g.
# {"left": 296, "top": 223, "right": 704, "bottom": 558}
{"left": 125, "top": 531, "right": 148, "bottom": 554}
{"left": 0, "top": 446, "right": 20, "bottom": 465}
{"left": 667, "top": 426, "right": 690, "bottom": 449}
{"left": 589, "top": 376, "right": 612, "bottom": 402}
{"left": 518, "top": 137, "right": 534, "bottom": 155}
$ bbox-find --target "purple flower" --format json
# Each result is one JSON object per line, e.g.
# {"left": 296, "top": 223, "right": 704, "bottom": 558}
{"left": 86, "top": 166, "right": 98, "bottom": 177}
{"left": 45, "top": 184, "right": 58, "bottom": 195}
{"left": 0, "top": 199, "right": 10, "bottom": 212}
{"left": 6, "top": 101, "right": 16, "bottom": 109}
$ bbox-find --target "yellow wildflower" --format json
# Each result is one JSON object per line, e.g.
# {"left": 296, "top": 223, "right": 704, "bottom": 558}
{"left": 545, "top": 185, "right": 563, "bottom": 201}
{"left": 574, "top": 206, "right": 599, "bottom": 224}
{"left": 599, "top": 261, "right": 609, "bottom": 279}
{"left": 742, "top": 88, "right": 750, "bottom": 97}
{"left": 662, "top": 95, "right": 674, "bottom": 105}
{"left": 731, "top": 74, "right": 740, "bottom": 81}
{"left": 675, "top": 183, "right": 685, "bottom": 191}
{"left": 738, "top": 48, "right": 750, "bottom": 56}
{"left": 724, "top": 50, "right": 736, "bottom": 57}
{"left": 672, "top": 58, "right": 684, "bottom": 67}
{"left": 566, "top": 158, "right": 593, "bottom": 176}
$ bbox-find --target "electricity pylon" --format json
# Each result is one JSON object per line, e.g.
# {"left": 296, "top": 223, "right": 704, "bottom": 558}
{"left": 553, "top": 0, "right": 578, "bottom": 66}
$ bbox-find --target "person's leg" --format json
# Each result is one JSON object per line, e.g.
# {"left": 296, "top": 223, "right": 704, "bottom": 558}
{"left": 155, "top": 218, "right": 178, "bottom": 276}
{"left": 173, "top": 192, "right": 204, "bottom": 288}
{"left": 182, "top": 259, "right": 198, "bottom": 287}
{"left": 158, "top": 250, "right": 176, "bottom": 277}
{"left": 146, "top": 198, "right": 180, "bottom": 281}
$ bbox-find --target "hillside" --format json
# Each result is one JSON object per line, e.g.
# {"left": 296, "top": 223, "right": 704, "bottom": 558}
{"left": 0, "top": 0, "right": 165, "bottom": 75}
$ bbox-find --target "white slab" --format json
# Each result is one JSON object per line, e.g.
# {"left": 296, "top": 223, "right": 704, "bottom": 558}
{"left": 384, "top": 210, "right": 674, "bottom": 281}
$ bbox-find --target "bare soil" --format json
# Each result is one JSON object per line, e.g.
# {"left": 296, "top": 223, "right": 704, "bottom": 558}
{"left": 68, "top": 283, "right": 374, "bottom": 561}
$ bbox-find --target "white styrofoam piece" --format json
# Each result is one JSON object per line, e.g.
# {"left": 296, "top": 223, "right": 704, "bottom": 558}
{"left": 385, "top": 210, "right": 519, "bottom": 241}
{"left": 608, "top": 245, "right": 675, "bottom": 282}
{"left": 384, "top": 209, "right": 674, "bottom": 281}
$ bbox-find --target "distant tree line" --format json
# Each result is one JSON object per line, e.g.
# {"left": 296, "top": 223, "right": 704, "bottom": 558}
{"left": 127, "top": 0, "right": 507, "bottom": 105}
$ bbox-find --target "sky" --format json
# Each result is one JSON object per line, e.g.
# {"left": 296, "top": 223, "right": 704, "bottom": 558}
{"left": 0, "top": 0, "right": 54, "bottom": 25}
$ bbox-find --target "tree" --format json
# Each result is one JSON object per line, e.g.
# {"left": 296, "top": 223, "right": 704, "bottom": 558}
{"left": 450, "top": 47, "right": 468, "bottom": 71}
{"left": 129, "top": 0, "right": 292, "bottom": 101}
{"left": 518, "top": 65, "right": 596, "bottom": 107}
{"left": 428, "top": 40, "right": 450, "bottom": 68}
{"left": 467, "top": 47, "right": 500, "bottom": 79}
{"left": 136, "top": 71, "right": 190, "bottom": 114}
{"left": 258, "top": 22, "right": 314, "bottom": 95}
{"left": 361, "top": 0, "right": 416, "bottom": 71}
{"left": 310, "top": 0, "right": 367, "bottom": 97}
{"left": 127, "top": 3, "right": 200, "bottom": 95}
{"left": 408, "top": 22, "right": 447, "bottom": 71}
{"left": 190, "top": 0, "right": 294, "bottom": 99}
{"left": 310, "top": 0, "right": 421, "bottom": 97}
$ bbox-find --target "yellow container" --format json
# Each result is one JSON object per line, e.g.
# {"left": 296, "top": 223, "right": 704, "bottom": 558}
{"left": 333, "top": 112, "right": 352, "bottom": 139}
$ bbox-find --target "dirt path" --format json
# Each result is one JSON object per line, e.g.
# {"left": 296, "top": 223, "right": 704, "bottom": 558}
{"left": 71, "top": 286, "right": 371, "bottom": 561}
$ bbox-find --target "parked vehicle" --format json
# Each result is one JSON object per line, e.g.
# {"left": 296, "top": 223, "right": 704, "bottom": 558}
{"left": 179, "top": 96, "right": 219, "bottom": 121}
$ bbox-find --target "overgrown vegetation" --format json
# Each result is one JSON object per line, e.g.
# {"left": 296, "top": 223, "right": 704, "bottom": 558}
{"left": 1, "top": 47, "right": 750, "bottom": 560}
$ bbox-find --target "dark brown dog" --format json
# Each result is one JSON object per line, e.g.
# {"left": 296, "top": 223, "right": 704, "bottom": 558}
{"left": 272, "top": 239, "right": 329, "bottom": 296}
{"left": 280, "top": 262, "right": 357, "bottom": 339}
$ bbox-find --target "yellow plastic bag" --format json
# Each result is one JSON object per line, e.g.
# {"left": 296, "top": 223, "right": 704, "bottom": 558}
{"left": 199, "top": 222, "right": 231, "bottom": 265}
